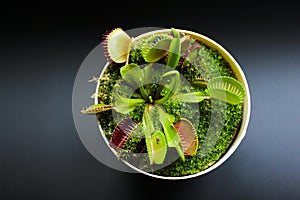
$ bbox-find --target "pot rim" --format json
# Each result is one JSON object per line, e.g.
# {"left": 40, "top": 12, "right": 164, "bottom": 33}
{"left": 95, "top": 28, "right": 251, "bottom": 180}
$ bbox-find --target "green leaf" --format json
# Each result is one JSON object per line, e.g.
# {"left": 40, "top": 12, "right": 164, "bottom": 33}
{"left": 142, "top": 64, "right": 155, "bottom": 99}
{"left": 80, "top": 104, "right": 112, "bottom": 114}
{"left": 113, "top": 85, "right": 145, "bottom": 114}
{"left": 120, "top": 63, "right": 139, "bottom": 77}
{"left": 174, "top": 118, "right": 198, "bottom": 156}
{"left": 143, "top": 64, "right": 154, "bottom": 85}
{"left": 162, "top": 70, "right": 181, "bottom": 95}
{"left": 167, "top": 28, "right": 181, "bottom": 69}
{"left": 171, "top": 27, "right": 180, "bottom": 38}
{"left": 142, "top": 104, "right": 166, "bottom": 165}
{"left": 156, "top": 105, "right": 184, "bottom": 161}
{"left": 142, "top": 37, "right": 172, "bottom": 62}
{"left": 172, "top": 91, "right": 209, "bottom": 103}
{"left": 114, "top": 96, "right": 145, "bottom": 114}
{"left": 120, "top": 64, "right": 152, "bottom": 101}
{"left": 154, "top": 70, "right": 181, "bottom": 104}
{"left": 207, "top": 76, "right": 246, "bottom": 105}
{"left": 131, "top": 92, "right": 142, "bottom": 98}
{"left": 146, "top": 130, "right": 167, "bottom": 165}
{"left": 142, "top": 104, "right": 155, "bottom": 138}
{"left": 120, "top": 64, "right": 143, "bottom": 88}
{"left": 139, "top": 79, "right": 149, "bottom": 101}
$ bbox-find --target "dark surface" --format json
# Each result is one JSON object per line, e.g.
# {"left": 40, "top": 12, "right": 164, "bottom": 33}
{"left": 1, "top": 2, "right": 300, "bottom": 199}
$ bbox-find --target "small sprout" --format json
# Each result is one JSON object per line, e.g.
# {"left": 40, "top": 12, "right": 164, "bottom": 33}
{"left": 110, "top": 118, "right": 138, "bottom": 151}
{"left": 207, "top": 76, "right": 246, "bottom": 105}
{"left": 174, "top": 118, "right": 198, "bottom": 156}
{"left": 149, "top": 96, "right": 153, "bottom": 103}
{"left": 103, "top": 28, "right": 131, "bottom": 63}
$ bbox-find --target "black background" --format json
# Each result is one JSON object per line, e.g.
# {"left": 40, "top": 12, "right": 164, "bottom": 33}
{"left": 1, "top": 2, "right": 300, "bottom": 199}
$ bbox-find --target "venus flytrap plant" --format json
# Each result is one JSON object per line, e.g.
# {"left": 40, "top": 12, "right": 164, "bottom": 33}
{"left": 81, "top": 27, "right": 246, "bottom": 166}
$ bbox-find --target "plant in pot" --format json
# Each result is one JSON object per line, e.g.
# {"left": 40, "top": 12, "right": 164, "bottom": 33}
{"left": 80, "top": 27, "right": 250, "bottom": 179}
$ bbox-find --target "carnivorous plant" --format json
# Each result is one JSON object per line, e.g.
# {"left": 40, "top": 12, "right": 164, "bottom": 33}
{"left": 81, "top": 28, "right": 246, "bottom": 165}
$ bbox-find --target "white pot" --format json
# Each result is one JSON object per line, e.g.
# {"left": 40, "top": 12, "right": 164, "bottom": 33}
{"left": 95, "top": 29, "right": 251, "bottom": 180}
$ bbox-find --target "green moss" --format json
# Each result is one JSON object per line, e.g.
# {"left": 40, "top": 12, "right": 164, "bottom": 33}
{"left": 97, "top": 37, "right": 243, "bottom": 177}
{"left": 154, "top": 101, "right": 242, "bottom": 176}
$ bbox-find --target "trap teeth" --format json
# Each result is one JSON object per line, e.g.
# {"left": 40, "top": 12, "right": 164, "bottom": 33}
{"left": 102, "top": 28, "right": 131, "bottom": 63}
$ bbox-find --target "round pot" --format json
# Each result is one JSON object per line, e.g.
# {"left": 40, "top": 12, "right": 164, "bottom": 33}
{"left": 95, "top": 28, "right": 251, "bottom": 180}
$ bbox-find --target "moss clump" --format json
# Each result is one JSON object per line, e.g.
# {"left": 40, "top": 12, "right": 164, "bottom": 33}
{"left": 154, "top": 101, "right": 242, "bottom": 176}
{"left": 97, "top": 39, "right": 243, "bottom": 177}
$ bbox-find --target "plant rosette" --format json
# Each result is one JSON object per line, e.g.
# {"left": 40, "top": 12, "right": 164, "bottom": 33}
{"left": 80, "top": 27, "right": 251, "bottom": 180}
